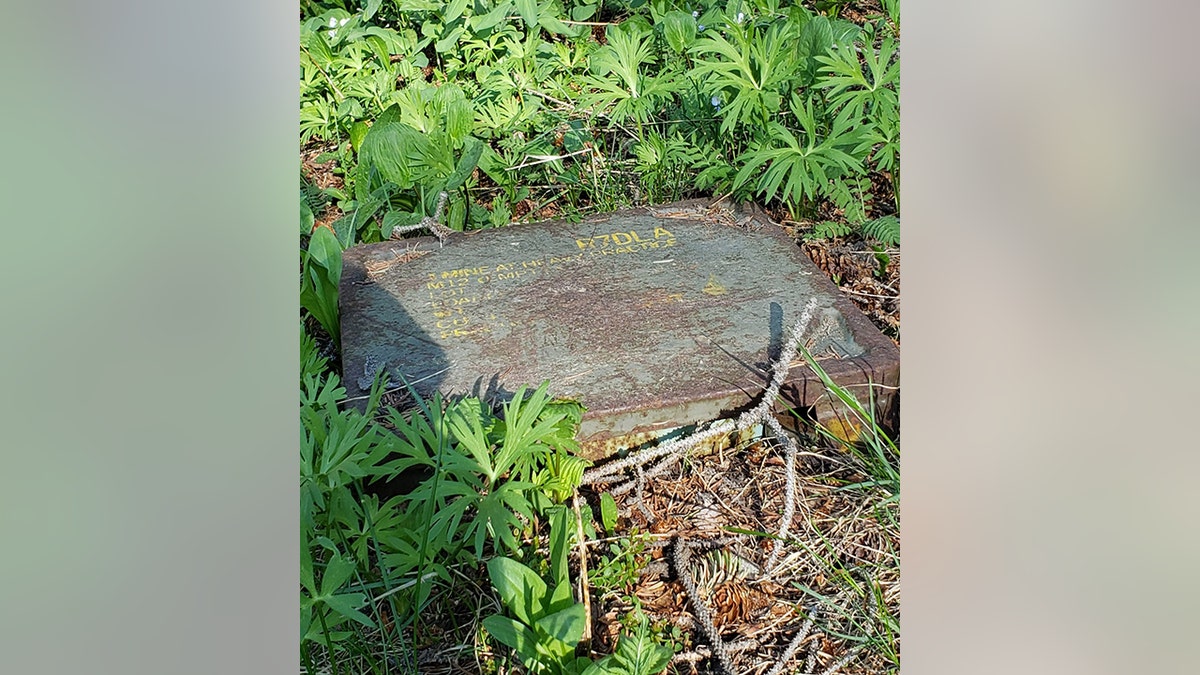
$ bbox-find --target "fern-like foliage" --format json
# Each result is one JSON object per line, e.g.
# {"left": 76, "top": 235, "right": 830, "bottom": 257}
{"left": 809, "top": 220, "right": 852, "bottom": 240}
{"left": 860, "top": 214, "right": 900, "bottom": 246}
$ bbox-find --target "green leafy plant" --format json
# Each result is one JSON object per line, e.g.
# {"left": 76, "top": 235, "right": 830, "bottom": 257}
{"left": 300, "top": 328, "right": 404, "bottom": 670}
{"left": 583, "top": 22, "right": 681, "bottom": 129}
{"left": 816, "top": 27, "right": 899, "bottom": 122}
{"left": 483, "top": 508, "right": 592, "bottom": 675}
{"left": 690, "top": 13, "right": 800, "bottom": 135}
{"left": 861, "top": 214, "right": 899, "bottom": 247}
{"left": 583, "top": 615, "right": 673, "bottom": 675}
{"left": 388, "top": 382, "right": 585, "bottom": 558}
{"left": 588, "top": 532, "right": 648, "bottom": 601}
{"left": 598, "top": 492, "right": 619, "bottom": 535}
{"left": 300, "top": 9, "right": 428, "bottom": 144}
{"left": 799, "top": 346, "right": 899, "bottom": 497}
{"left": 300, "top": 226, "right": 343, "bottom": 346}
{"left": 353, "top": 85, "right": 485, "bottom": 236}
{"left": 733, "top": 94, "right": 866, "bottom": 217}
{"left": 301, "top": 546, "right": 377, "bottom": 646}
{"left": 297, "top": 3, "right": 902, "bottom": 670}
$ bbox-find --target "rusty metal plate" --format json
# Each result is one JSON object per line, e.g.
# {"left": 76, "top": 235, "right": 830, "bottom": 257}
{"left": 340, "top": 201, "right": 898, "bottom": 459}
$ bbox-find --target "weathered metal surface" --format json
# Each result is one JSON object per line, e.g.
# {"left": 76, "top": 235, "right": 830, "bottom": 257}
{"left": 340, "top": 200, "right": 898, "bottom": 460}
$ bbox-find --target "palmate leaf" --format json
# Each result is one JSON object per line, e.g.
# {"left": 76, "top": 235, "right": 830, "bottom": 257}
{"left": 418, "top": 478, "right": 479, "bottom": 552}
{"left": 733, "top": 95, "right": 867, "bottom": 210}
{"left": 816, "top": 28, "right": 899, "bottom": 119}
{"left": 447, "top": 395, "right": 498, "bottom": 480}
{"left": 476, "top": 481, "right": 536, "bottom": 555}
{"left": 515, "top": 0, "right": 538, "bottom": 28}
{"left": 305, "top": 553, "right": 376, "bottom": 631}
{"left": 495, "top": 382, "right": 566, "bottom": 482}
{"left": 690, "top": 15, "right": 799, "bottom": 133}
{"left": 583, "top": 22, "right": 671, "bottom": 123}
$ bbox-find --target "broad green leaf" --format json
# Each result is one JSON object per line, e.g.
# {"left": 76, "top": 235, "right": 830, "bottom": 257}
{"left": 438, "top": 85, "right": 473, "bottom": 145}
{"left": 571, "top": 4, "right": 598, "bottom": 22}
{"left": 549, "top": 506, "right": 572, "bottom": 590}
{"left": 830, "top": 18, "right": 861, "bottom": 47}
{"left": 301, "top": 198, "right": 314, "bottom": 236}
{"left": 349, "top": 121, "right": 369, "bottom": 154}
{"left": 392, "top": 0, "right": 441, "bottom": 9}
{"left": 363, "top": 0, "right": 383, "bottom": 21}
{"left": 534, "top": 603, "right": 587, "bottom": 646}
{"left": 540, "top": 14, "right": 580, "bottom": 37}
{"left": 329, "top": 214, "right": 355, "bottom": 248}
{"left": 487, "top": 557, "right": 548, "bottom": 625}
{"left": 448, "top": 195, "right": 466, "bottom": 231}
{"left": 435, "top": 25, "right": 465, "bottom": 53}
{"left": 661, "top": 11, "right": 697, "bottom": 54}
{"left": 483, "top": 614, "right": 540, "bottom": 660}
{"left": 442, "top": 0, "right": 469, "bottom": 23}
{"left": 318, "top": 553, "right": 357, "bottom": 597}
{"left": 796, "top": 14, "right": 833, "bottom": 86}
{"left": 477, "top": 144, "right": 509, "bottom": 183}
{"left": 599, "top": 492, "right": 618, "bottom": 534}
{"left": 306, "top": 225, "right": 343, "bottom": 273}
{"left": 364, "top": 34, "right": 390, "bottom": 65}
{"left": 471, "top": 1, "right": 513, "bottom": 32}
{"left": 302, "top": 31, "right": 334, "bottom": 68}
{"left": 358, "top": 107, "right": 430, "bottom": 189}
{"left": 515, "top": 0, "right": 538, "bottom": 28}
{"left": 382, "top": 210, "right": 423, "bottom": 233}
{"left": 445, "top": 136, "right": 483, "bottom": 191}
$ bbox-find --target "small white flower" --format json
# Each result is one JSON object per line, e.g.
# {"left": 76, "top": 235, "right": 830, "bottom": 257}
{"left": 692, "top": 10, "right": 699, "bottom": 17}
{"left": 698, "top": 24, "right": 705, "bottom": 31}
{"left": 327, "top": 30, "right": 336, "bottom": 38}
{"left": 339, "top": 18, "right": 349, "bottom": 26}
{"left": 710, "top": 95, "right": 722, "bottom": 108}
{"left": 736, "top": 12, "right": 745, "bottom": 23}
{"left": 328, "top": 17, "right": 337, "bottom": 28}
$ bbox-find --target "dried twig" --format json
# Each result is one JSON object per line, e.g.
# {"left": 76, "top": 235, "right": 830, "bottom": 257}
{"left": 817, "top": 644, "right": 864, "bottom": 675}
{"left": 633, "top": 464, "right": 655, "bottom": 522}
{"left": 572, "top": 493, "right": 592, "bottom": 642}
{"left": 581, "top": 297, "right": 821, "bottom": 503}
{"left": 763, "top": 415, "right": 800, "bottom": 573}
{"left": 764, "top": 608, "right": 817, "bottom": 675}
{"left": 390, "top": 191, "right": 453, "bottom": 243}
{"left": 672, "top": 537, "right": 734, "bottom": 675}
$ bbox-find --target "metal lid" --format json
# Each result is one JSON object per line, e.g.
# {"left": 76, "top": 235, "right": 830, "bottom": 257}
{"left": 340, "top": 201, "right": 898, "bottom": 459}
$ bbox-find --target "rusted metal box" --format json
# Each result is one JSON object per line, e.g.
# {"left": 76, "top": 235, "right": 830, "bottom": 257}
{"left": 340, "top": 201, "right": 898, "bottom": 459}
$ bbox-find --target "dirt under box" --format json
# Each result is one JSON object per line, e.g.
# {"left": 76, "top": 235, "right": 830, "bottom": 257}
{"left": 340, "top": 201, "right": 898, "bottom": 459}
